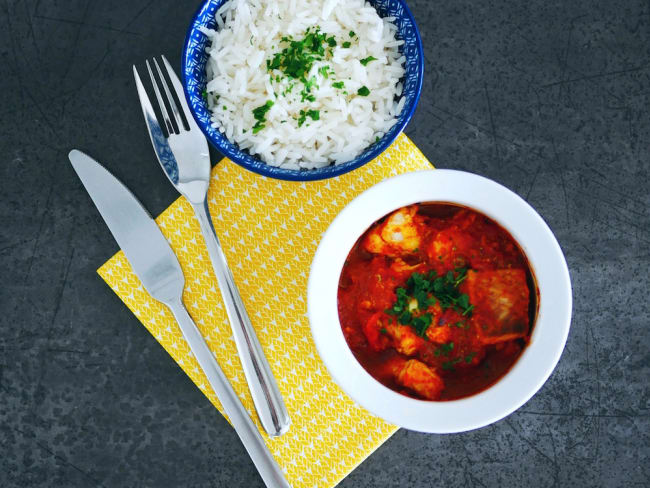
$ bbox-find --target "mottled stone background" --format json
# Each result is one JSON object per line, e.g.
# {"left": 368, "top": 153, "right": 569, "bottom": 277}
{"left": 1, "top": 0, "right": 649, "bottom": 487}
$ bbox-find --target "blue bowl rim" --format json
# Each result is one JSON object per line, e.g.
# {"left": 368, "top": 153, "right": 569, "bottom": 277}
{"left": 181, "top": 0, "right": 424, "bottom": 182}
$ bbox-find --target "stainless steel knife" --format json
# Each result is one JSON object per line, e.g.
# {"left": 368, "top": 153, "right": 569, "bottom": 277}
{"left": 68, "top": 150, "right": 290, "bottom": 488}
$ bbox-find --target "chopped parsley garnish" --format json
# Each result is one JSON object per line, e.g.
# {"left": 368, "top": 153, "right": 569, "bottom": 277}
{"left": 465, "top": 352, "right": 477, "bottom": 363}
{"left": 266, "top": 26, "right": 338, "bottom": 102}
{"left": 360, "top": 56, "right": 378, "bottom": 66}
{"left": 411, "top": 313, "right": 432, "bottom": 337}
{"left": 380, "top": 328, "right": 388, "bottom": 334}
{"left": 342, "top": 41, "right": 351, "bottom": 48}
{"left": 282, "top": 82, "right": 295, "bottom": 96}
{"left": 349, "top": 31, "right": 356, "bottom": 37}
{"left": 251, "top": 100, "right": 274, "bottom": 133}
{"left": 201, "top": 90, "right": 208, "bottom": 101}
{"left": 222, "top": 105, "right": 227, "bottom": 110}
{"left": 300, "top": 91, "right": 316, "bottom": 103}
{"left": 298, "top": 75, "right": 319, "bottom": 102}
{"left": 462, "top": 304, "right": 475, "bottom": 316}
{"left": 433, "top": 341, "right": 455, "bottom": 358}
{"left": 357, "top": 86, "right": 370, "bottom": 96}
{"left": 304, "top": 76, "right": 317, "bottom": 92}
{"left": 440, "top": 342, "right": 454, "bottom": 355}
{"left": 385, "top": 268, "right": 474, "bottom": 338}
{"left": 332, "top": 81, "right": 345, "bottom": 89}
{"left": 375, "top": 136, "right": 380, "bottom": 143}
{"left": 270, "top": 29, "right": 327, "bottom": 76}
{"left": 442, "top": 358, "right": 462, "bottom": 371}
{"left": 297, "top": 108, "right": 320, "bottom": 127}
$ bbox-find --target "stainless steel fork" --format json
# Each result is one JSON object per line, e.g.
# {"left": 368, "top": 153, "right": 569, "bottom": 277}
{"left": 133, "top": 55, "right": 290, "bottom": 437}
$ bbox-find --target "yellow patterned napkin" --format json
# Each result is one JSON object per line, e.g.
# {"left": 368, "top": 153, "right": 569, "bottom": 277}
{"left": 98, "top": 134, "right": 433, "bottom": 487}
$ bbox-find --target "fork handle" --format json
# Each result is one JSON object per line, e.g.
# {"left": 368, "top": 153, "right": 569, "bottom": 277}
{"left": 192, "top": 200, "right": 291, "bottom": 437}
{"left": 166, "top": 299, "right": 290, "bottom": 488}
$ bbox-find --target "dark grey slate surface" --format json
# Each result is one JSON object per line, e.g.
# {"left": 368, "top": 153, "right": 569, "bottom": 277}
{"left": 1, "top": 0, "right": 649, "bottom": 486}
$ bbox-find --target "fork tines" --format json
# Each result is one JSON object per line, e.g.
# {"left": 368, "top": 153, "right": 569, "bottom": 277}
{"left": 133, "top": 56, "right": 190, "bottom": 137}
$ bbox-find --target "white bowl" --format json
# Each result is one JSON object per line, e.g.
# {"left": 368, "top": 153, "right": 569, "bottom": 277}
{"left": 307, "top": 169, "right": 572, "bottom": 433}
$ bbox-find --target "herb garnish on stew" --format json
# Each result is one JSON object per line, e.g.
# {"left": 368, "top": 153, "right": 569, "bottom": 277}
{"left": 386, "top": 268, "right": 475, "bottom": 337}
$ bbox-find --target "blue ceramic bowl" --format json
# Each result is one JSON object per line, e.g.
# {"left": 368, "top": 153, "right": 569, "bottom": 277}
{"left": 182, "top": 0, "right": 423, "bottom": 181}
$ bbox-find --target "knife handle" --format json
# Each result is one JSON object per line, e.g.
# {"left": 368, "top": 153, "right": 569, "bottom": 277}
{"left": 192, "top": 200, "right": 291, "bottom": 438}
{"left": 166, "top": 299, "right": 290, "bottom": 488}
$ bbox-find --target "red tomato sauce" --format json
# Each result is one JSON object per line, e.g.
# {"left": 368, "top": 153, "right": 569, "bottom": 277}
{"left": 337, "top": 203, "right": 537, "bottom": 401}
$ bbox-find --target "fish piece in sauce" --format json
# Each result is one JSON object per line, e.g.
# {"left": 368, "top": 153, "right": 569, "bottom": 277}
{"left": 464, "top": 269, "right": 530, "bottom": 344}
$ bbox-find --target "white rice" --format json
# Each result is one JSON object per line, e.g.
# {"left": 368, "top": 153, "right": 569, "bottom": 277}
{"left": 201, "top": 0, "right": 406, "bottom": 169}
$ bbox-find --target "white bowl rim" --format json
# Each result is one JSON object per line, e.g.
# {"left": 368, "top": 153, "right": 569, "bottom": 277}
{"left": 307, "top": 169, "right": 572, "bottom": 433}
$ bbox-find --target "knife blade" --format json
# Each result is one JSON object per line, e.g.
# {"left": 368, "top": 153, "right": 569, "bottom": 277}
{"left": 69, "top": 149, "right": 184, "bottom": 303}
{"left": 68, "top": 150, "right": 290, "bottom": 488}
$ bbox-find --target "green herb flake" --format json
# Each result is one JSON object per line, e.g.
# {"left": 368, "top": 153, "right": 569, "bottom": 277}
{"left": 357, "top": 86, "right": 370, "bottom": 96}
{"left": 442, "top": 358, "right": 462, "bottom": 371}
{"left": 398, "top": 310, "right": 412, "bottom": 325}
{"left": 349, "top": 31, "right": 356, "bottom": 37}
{"left": 342, "top": 41, "right": 351, "bottom": 48}
{"left": 411, "top": 313, "right": 433, "bottom": 337}
{"left": 440, "top": 342, "right": 454, "bottom": 356}
{"left": 297, "top": 110, "right": 307, "bottom": 127}
{"left": 297, "top": 108, "right": 320, "bottom": 127}
{"left": 300, "top": 91, "right": 316, "bottom": 103}
{"left": 251, "top": 100, "right": 274, "bottom": 134}
{"left": 462, "top": 304, "right": 475, "bottom": 316}
{"left": 360, "top": 56, "right": 378, "bottom": 66}
{"left": 332, "top": 81, "right": 345, "bottom": 89}
{"left": 465, "top": 352, "right": 477, "bottom": 363}
{"left": 380, "top": 328, "right": 388, "bottom": 334}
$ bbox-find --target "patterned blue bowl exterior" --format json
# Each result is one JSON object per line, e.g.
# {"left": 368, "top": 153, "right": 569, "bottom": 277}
{"left": 182, "top": 0, "right": 424, "bottom": 181}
